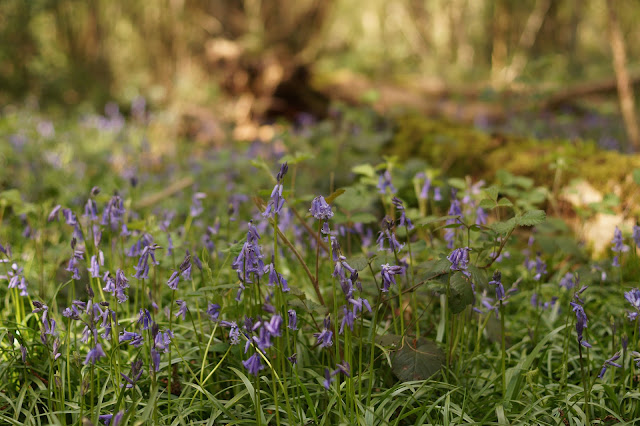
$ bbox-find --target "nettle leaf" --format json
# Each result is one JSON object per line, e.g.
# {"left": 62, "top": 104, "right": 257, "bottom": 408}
{"left": 484, "top": 186, "right": 500, "bottom": 202}
{"left": 517, "top": 210, "right": 546, "bottom": 227}
{"left": 449, "top": 271, "right": 474, "bottom": 314}
{"left": 288, "top": 298, "right": 328, "bottom": 316}
{"left": 224, "top": 240, "right": 245, "bottom": 257}
{"left": 391, "top": 338, "right": 445, "bottom": 382}
{"left": 447, "top": 178, "right": 467, "bottom": 190}
{"left": 416, "top": 215, "right": 461, "bottom": 227}
{"left": 349, "top": 254, "right": 371, "bottom": 271}
{"left": 467, "top": 264, "right": 488, "bottom": 288}
{"left": 479, "top": 199, "right": 497, "bottom": 210}
{"left": 497, "top": 198, "right": 513, "bottom": 207}
{"left": 490, "top": 217, "right": 517, "bottom": 235}
{"left": 352, "top": 164, "right": 376, "bottom": 178}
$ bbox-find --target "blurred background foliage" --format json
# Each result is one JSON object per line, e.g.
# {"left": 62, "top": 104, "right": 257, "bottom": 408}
{"left": 1, "top": 0, "right": 639, "bottom": 137}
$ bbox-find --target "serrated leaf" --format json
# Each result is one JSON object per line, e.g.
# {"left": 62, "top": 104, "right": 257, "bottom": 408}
{"left": 517, "top": 210, "right": 546, "bottom": 226}
{"left": 352, "top": 164, "right": 376, "bottom": 178}
{"left": 479, "top": 199, "right": 497, "bottom": 210}
{"left": 415, "top": 215, "right": 461, "bottom": 227}
{"left": 325, "top": 189, "right": 345, "bottom": 204}
{"left": 349, "top": 254, "right": 371, "bottom": 271}
{"left": 490, "top": 217, "right": 517, "bottom": 235}
{"left": 497, "top": 198, "right": 513, "bottom": 207}
{"left": 375, "top": 334, "right": 403, "bottom": 347}
{"left": 391, "top": 339, "right": 445, "bottom": 382}
{"left": 484, "top": 186, "right": 500, "bottom": 202}
{"left": 288, "top": 298, "right": 328, "bottom": 315}
{"left": 449, "top": 271, "right": 474, "bottom": 314}
{"left": 467, "top": 264, "right": 488, "bottom": 288}
{"left": 223, "top": 240, "right": 245, "bottom": 257}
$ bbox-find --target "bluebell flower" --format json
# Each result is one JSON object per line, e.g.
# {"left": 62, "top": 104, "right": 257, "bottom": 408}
{"left": 84, "top": 343, "right": 106, "bottom": 365}
{"left": 392, "top": 197, "right": 414, "bottom": 230}
{"left": 263, "top": 182, "right": 286, "bottom": 219}
{"left": 310, "top": 196, "right": 334, "bottom": 220}
{"left": 190, "top": 192, "right": 206, "bottom": 217}
{"left": 570, "top": 301, "right": 591, "bottom": 348}
{"left": 175, "top": 300, "right": 188, "bottom": 320}
{"left": 101, "top": 195, "right": 126, "bottom": 230}
{"left": 598, "top": 352, "right": 622, "bottom": 378}
{"left": 634, "top": 225, "right": 640, "bottom": 247}
{"left": 167, "top": 271, "right": 180, "bottom": 290}
{"left": 376, "top": 229, "right": 404, "bottom": 252}
{"left": 119, "top": 330, "right": 144, "bottom": 348}
{"left": 476, "top": 207, "right": 488, "bottom": 225}
{"left": 207, "top": 303, "right": 221, "bottom": 322}
{"left": 222, "top": 321, "right": 241, "bottom": 345}
{"left": 380, "top": 263, "right": 404, "bottom": 292}
{"left": 339, "top": 305, "right": 356, "bottom": 334}
{"left": 447, "top": 247, "right": 471, "bottom": 275}
{"left": 48, "top": 205, "right": 62, "bottom": 222}
{"left": 533, "top": 254, "right": 547, "bottom": 281}
{"left": 489, "top": 271, "right": 504, "bottom": 300}
{"left": 121, "top": 359, "right": 143, "bottom": 389}
{"left": 7, "top": 262, "right": 29, "bottom": 296}
{"left": 377, "top": 170, "right": 396, "bottom": 194}
{"left": 288, "top": 309, "right": 298, "bottom": 330}
{"left": 243, "top": 352, "right": 265, "bottom": 376}
{"left": 314, "top": 317, "right": 333, "bottom": 348}
{"left": 323, "top": 368, "right": 333, "bottom": 390}
{"left": 418, "top": 174, "right": 431, "bottom": 200}
{"left": 559, "top": 272, "right": 576, "bottom": 290}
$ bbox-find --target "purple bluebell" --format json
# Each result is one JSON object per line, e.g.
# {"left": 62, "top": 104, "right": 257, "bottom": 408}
{"left": 133, "top": 243, "right": 161, "bottom": 280}
{"left": 20, "top": 345, "right": 27, "bottom": 362}
{"left": 323, "top": 368, "right": 333, "bottom": 390}
{"left": 101, "top": 195, "right": 126, "bottom": 230}
{"left": 392, "top": 197, "right": 414, "bottom": 230}
{"left": 380, "top": 263, "right": 404, "bottom": 292}
{"left": 377, "top": 229, "right": 404, "bottom": 252}
{"left": 179, "top": 251, "right": 192, "bottom": 280}
{"left": 489, "top": 271, "right": 504, "bottom": 300}
{"left": 7, "top": 262, "right": 29, "bottom": 296}
{"left": 264, "top": 314, "right": 283, "bottom": 336}
{"left": 570, "top": 301, "right": 591, "bottom": 348}
{"left": 447, "top": 247, "right": 471, "bottom": 275}
{"left": 335, "top": 361, "right": 351, "bottom": 377}
{"left": 89, "top": 253, "right": 103, "bottom": 278}
{"left": 265, "top": 262, "right": 290, "bottom": 291}
{"left": 222, "top": 321, "right": 241, "bottom": 345}
{"left": 207, "top": 303, "right": 221, "bottom": 321}
{"left": 243, "top": 352, "right": 265, "bottom": 376}
{"left": 48, "top": 205, "right": 61, "bottom": 222}
{"left": 598, "top": 352, "right": 622, "bottom": 378}
{"left": 153, "top": 329, "right": 173, "bottom": 353}
{"left": 288, "top": 309, "right": 298, "bottom": 330}
{"left": 120, "top": 330, "right": 144, "bottom": 348}
{"left": 634, "top": 225, "right": 640, "bottom": 247}
{"left": 167, "top": 271, "right": 180, "bottom": 290}
{"left": 377, "top": 170, "right": 396, "bottom": 194}
{"left": 339, "top": 305, "right": 356, "bottom": 334}
{"left": 476, "top": 207, "right": 488, "bottom": 225}
{"left": 190, "top": 192, "right": 206, "bottom": 217}
{"left": 121, "top": 359, "right": 144, "bottom": 389}
{"left": 418, "top": 174, "right": 431, "bottom": 200}
{"left": 533, "top": 254, "right": 547, "bottom": 281}
{"left": 434, "top": 187, "right": 442, "bottom": 201}
{"left": 52, "top": 338, "right": 62, "bottom": 361}
{"left": 314, "top": 317, "right": 333, "bottom": 348}
{"left": 137, "top": 309, "right": 152, "bottom": 330}
{"left": 559, "top": 272, "right": 576, "bottom": 290}
{"left": 263, "top": 182, "right": 286, "bottom": 219}
{"left": 66, "top": 250, "right": 84, "bottom": 280}
{"left": 84, "top": 199, "right": 99, "bottom": 221}
{"left": 310, "top": 196, "right": 334, "bottom": 220}
{"left": 151, "top": 348, "right": 160, "bottom": 372}
{"left": 84, "top": 343, "right": 106, "bottom": 365}
{"left": 175, "top": 300, "right": 188, "bottom": 320}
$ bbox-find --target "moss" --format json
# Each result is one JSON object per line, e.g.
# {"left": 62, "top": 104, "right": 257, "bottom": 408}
{"left": 388, "top": 113, "right": 640, "bottom": 196}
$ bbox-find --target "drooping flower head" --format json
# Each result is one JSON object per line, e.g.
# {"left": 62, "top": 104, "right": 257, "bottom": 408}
{"left": 447, "top": 247, "right": 471, "bottom": 275}
{"left": 489, "top": 270, "right": 504, "bottom": 301}
{"left": 310, "top": 196, "right": 333, "bottom": 220}
{"left": 392, "top": 197, "right": 414, "bottom": 230}
{"left": 380, "top": 263, "right": 404, "bottom": 292}
{"left": 377, "top": 170, "right": 396, "bottom": 195}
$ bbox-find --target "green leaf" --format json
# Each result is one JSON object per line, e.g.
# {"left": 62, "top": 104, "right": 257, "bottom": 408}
{"left": 479, "top": 199, "right": 497, "bottom": 210}
{"left": 449, "top": 271, "right": 474, "bottom": 314}
{"left": 352, "top": 164, "right": 376, "bottom": 178}
{"left": 490, "top": 217, "right": 517, "bottom": 235}
{"left": 497, "top": 198, "right": 513, "bottom": 207}
{"left": 325, "top": 188, "right": 345, "bottom": 204}
{"left": 391, "top": 338, "right": 445, "bottom": 382}
{"left": 484, "top": 186, "right": 500, "bottom": 202}
{"left": 375, "top": 334, "right": 403, "bottom": 348}
{"left": 349, "top": 254, "right": 371, "bottom": 271}
{"left": 447, "top": 178, "right": 466, "bottom": 190}
{"left": 288, "top": 298, "right": 328, "bottom": 315}
{"left": 517, "top": 210, "right": 546, "bottom": 226}
{"left": 467, "top": 264, "right": 488, "bottom": 288}
{"left": 633, "top": 168, "right": 640, "bottom": 185}
{"left": 415, "top": 215, "right": 461, "bottom": 226}
{"left": 349, "top": 212, "right": 378, "bottom": 223}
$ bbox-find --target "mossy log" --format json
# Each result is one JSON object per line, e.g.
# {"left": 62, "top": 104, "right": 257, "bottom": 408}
{"left": 388, "top": 113, "right": 640, "bottom": 196}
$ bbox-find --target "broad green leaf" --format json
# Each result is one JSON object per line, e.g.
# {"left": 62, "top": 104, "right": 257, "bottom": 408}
{"left": 490, "top": 217, "right": 517, "bottom": 235}
{"left": 288, "top": 298, "right": 328, "bottom": 315}
{"left": 479, "top": 199, "right": 497, "bottom": 210}
{"left": 449, "top": 271, "right": 474, "bottom": 314}
{"left": 517, "top": 210, "right": 546, "bottom": 226}
{"left": 348, "top": 254, "right": 371, "bottom": 271}
{"left": 352, "top": 164, "right": 376, "bottom": 178}
{"left": 415, "top": 215, "right": 461, "bottom": 227}
{"left": 447, "top": 178, "right": 466, "bottom": 190}
{"left": 484, "top": 186, "right": 500, "bottom": 202}
{"left": 375, "top": 334, "right": 403, "bottom": 348}
{"left": 391, "top": 338, "right": 445, "bottom": 382}
{"left": 467, "top": 264, "right": 488, "bottom": 288}
{"left": 497, "top": 198, "right": 513, "bottom": 207}
{"left": 325, "top": 188, "right": 345, "bottom": 204}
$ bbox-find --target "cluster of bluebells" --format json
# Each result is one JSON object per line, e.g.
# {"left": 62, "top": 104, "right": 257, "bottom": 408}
{"left": 377, "top": 169, "right": 396, "bottom": 194}
{"left": 376, "top": 216, "right": 404, "bottom": 252}
{"left": 611, "top": 226, "right": 629, "bottom": 267}
{"left": 624, "top": 288, "right": 640, "bottom": 321}
{"left": 323, "top": 361, "right": 350, "bottom": 390}
{"left": 231, "top": 222, "right": 265, "bottom": 300}
{"left": 309, "top": 195, "right": 333, "bottom": 221}
{"left": 263, "top": 162, "right": 288, "bottom": 218}
{"left": 447, "top": 247, "right": 471, "bottom": 276}
{"left": 167, "top": 252, "right": 193, "bottom": 290}
{"left": 5, "top": 261, "right": 29, "bottom": 296}
{"left": 570, "top": 285, "right": 591, "bottom": 348}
